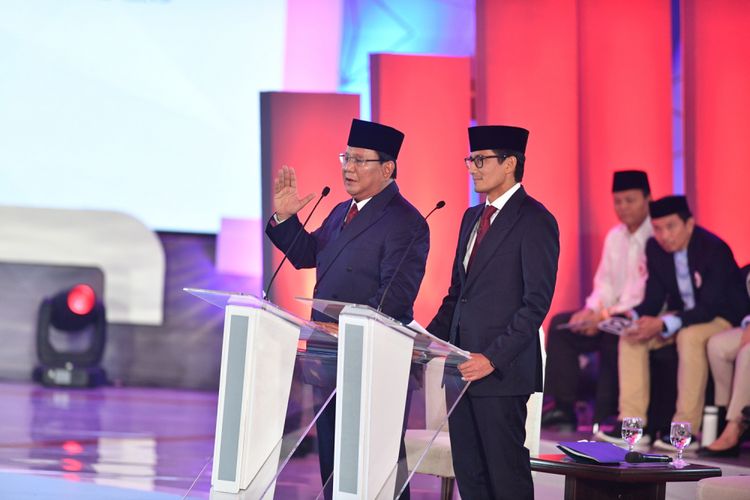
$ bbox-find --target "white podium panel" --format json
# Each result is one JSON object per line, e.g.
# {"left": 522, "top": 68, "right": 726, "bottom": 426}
{"left": 186, "top": 289, "right": 338, "bottom": 499}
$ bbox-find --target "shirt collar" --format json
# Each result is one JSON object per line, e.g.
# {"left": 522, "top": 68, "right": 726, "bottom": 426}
{"left": 486, "top": 182, "right": 521, "bottom": 212}
{"left": 351, "top": 197, "right": 372, "bottom": 211}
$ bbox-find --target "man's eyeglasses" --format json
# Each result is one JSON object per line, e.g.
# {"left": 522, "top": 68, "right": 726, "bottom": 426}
{"left": 464, "top": 154, "right": 509, "bottom": 170}
{"left": 339, "top": 153, "right": 382, "bottom": 168}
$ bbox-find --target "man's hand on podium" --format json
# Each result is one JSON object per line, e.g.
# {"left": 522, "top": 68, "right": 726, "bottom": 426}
{"left": 273, "top": 165, "right": 316, "bottom": 222}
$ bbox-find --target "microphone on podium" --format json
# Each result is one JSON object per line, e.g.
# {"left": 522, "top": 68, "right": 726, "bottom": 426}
{"left": 377, "top": 200, "right": 446, "bottom": 314}
{"left": 624, "top": 451, "right": 672, "bottom": 463}
{"left": 263, "top": 186, "right": 331, "bottom": 300}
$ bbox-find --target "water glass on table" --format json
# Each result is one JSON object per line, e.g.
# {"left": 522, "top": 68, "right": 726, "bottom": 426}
{"left": 670, "top": 421, "right": 692, "bottom": 467}
{"left": 621, "top": 417, "right": 644, "bottom": 452}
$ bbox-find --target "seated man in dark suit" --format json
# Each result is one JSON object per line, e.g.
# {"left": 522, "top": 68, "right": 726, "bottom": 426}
{"left": 266, "top": 118, "right": 429, "bottom": 497}
{"left": 597, "top": 195, "right": 750, "bottom": 449}
{"left": 543, "top": 170, "right": 652, "bottom": 431}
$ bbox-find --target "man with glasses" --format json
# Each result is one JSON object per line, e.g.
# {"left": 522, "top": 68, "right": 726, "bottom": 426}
{"left": 428, "top": 125, "right": 559, "bottom": 500}
{"left": 266, "top": 118, "right": 428, "bottom": 498}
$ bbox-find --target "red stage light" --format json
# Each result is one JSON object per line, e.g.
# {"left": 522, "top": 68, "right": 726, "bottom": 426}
{"left": 62, "top": 440, "right": 84, "bottom": 455}
{"left": 67, "top": 284, "right": 96, "bottom": 316}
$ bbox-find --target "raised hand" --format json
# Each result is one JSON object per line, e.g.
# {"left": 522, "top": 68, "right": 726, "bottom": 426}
{"left": 273, "top": 165, "right": 315, "bottom": 221}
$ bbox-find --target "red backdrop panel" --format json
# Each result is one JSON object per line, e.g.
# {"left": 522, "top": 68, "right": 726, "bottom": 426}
{"left": 261, "top": 92, "right": 360, "bottom": 318}
{"left": 370, "top": 54, "right": 471, "bottom": 325}
{"left": 578, "top": 0, "right": 673, "bottom": 291}
{"left": 683, "top": 0, "right": 750, "bottom": 266}
{"left": 475, "top": 0, "right": 581, "bottom": 324}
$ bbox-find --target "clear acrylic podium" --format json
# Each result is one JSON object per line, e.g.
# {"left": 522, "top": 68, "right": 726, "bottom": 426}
{"left": 185, "top": 288, "right": 339, "bottom": 499}
{"left": 301, "top": 298, "right": 471, "bottom": 500}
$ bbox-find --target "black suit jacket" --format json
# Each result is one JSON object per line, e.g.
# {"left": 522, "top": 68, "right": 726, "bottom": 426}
{"left": 266, "top": 181, "right": 429, "bottom": 324}
{"left": 635, "top": 225, "right": 749, "bottom": 327}
{"left": 428, "top": 186, "right": 560, "bottom": 397}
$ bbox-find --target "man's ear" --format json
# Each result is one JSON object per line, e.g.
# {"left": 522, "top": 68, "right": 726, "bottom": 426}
{"left": 382, "top": 160, "right": 395, "bottom": 178}
{"left": 505, "top": 155, "right": 517, "bottom": 175}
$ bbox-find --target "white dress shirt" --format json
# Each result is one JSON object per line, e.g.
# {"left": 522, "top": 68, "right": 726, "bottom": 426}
{"left": 584, "top": 216, "right": 652, "bottom": 315}
{"left": 462, "top": 183, "right": 522, "bottom": 271}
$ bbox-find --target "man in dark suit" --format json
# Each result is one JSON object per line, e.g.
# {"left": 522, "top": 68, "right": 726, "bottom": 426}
{"left": 599, "top": 195, "right": 750, "bottom": 449}
{"left": 266, "top": 118, "right": 429, "bottom": 496}
{"left": 428, "top": 125, "right": 559, "bottom": 500}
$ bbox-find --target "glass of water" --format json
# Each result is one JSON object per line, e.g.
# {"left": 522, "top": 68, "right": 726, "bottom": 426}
{"left": 621, "top": 417, "right": 644, "bottom": 452}
{"left": 670, "top": 421, "right": 692, "bottom": 467}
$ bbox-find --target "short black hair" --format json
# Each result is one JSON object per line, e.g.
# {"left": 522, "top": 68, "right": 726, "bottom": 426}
{"left": 493, "top": 149, "right": 526, "bottom": 182}
{"left": 377, "top": 151, "right": 397, "bottom": 179}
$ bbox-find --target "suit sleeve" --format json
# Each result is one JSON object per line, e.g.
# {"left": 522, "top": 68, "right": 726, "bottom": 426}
{"left": 265, "top": 211, "right": 334, "bottom": 269}
{"left": 427, "top": 213, "right": 471, "bottom": 341}
{"left": 483, "top": 209, "right": 559, "bottom": 371}
{"left": 365, "top": 214, "right": 429, "bottom": 324}
{"left": 679, "top": 240, "right": 738, "bottom": 327}
{"left": 634, "top": 239, "right": 669, "bottom": 317}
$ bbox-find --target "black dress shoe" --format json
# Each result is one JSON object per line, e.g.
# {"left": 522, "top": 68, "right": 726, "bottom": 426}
{"left": 541, "top": 408, "right": 576, "bottom": 430}
{"left": 697, "top": 444, "right": 741, "bottom": 458}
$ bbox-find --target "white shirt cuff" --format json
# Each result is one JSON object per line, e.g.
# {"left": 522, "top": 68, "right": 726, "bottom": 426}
{"left": 660, "top": 314, "right": 682, "bottom": 338}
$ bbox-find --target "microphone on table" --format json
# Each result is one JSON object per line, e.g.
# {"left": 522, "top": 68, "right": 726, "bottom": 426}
{"left": 625, "top": 451, "right": 672, "bottom": 463}
{"left": 377, "top": 200, "right": 446, "bottom": 313}
{"left": 263, "top": 186, "right": 331, "bottom": 300}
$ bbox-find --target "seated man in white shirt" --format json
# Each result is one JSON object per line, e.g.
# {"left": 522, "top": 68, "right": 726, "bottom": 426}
{"left": 542, "top": 170, "right": 651, "bottom": 430}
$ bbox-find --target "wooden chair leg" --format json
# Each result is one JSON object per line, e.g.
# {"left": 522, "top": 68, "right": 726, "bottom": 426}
{"left": 440, "top": 477, "right": 455, "bottom": 500}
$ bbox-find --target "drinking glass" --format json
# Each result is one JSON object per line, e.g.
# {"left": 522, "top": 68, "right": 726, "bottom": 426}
{"left": 621, "top": 417, "right": 644, "bottom": 452}
{"left": 670, "top": 421, "right": 692, "bottom": 467}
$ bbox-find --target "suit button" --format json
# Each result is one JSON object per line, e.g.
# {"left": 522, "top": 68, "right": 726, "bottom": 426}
{"left": 460, "top": 298, "right": 467, "bottom": 304}
{"left": 332, "top": 294, "right": 339, "bottom": 299}
{"left": 346, "top": 267, "right": 353, "bottom": 272}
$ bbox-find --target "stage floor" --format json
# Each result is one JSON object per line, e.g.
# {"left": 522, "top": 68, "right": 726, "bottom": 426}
{"left": 0, "top": 381, "right": 747, "bottom": 499}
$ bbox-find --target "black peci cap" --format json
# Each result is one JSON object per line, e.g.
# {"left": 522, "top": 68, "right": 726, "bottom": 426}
{"left": 468, "top": 125, "right": 529, "bottom": 153}
{"left": 347, "top": 119, "right": 405, "bottom": 159}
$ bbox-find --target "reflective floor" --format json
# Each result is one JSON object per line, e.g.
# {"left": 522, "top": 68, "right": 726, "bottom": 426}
{"left": 1, "top": 381, "right": 748, "bottom": 499}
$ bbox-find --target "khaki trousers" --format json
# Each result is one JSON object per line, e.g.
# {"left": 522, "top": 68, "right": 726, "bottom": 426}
{"left": 618, "top": 317, "right": 731, "bottom": 430}
{"left": 707, "top": 326, "right": 750, "bottom": 422}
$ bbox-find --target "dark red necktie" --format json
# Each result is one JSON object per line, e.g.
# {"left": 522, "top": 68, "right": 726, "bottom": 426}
{"left": 343, "top": 203, "right": 358, "bottom": 226}
{"left": 467, "top": 205, "right": 498, "bottom": 270}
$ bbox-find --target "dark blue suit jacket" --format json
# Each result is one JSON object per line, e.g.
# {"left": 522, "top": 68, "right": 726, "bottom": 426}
{"left": 635, "top": 225, "right": 749, "bottom": 327}
{"left": 266, "top": 181, "right": 429, "bottom": 324}
{"left": 428, "top": 186, "right": 559, "bottom": 397}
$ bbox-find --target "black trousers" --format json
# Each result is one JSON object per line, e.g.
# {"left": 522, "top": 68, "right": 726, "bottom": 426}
{"left": 446, "top": 388, "right": 533, "bottom": 500}
{"left": 544, "top": 311, "right": 619, "bottom": 422}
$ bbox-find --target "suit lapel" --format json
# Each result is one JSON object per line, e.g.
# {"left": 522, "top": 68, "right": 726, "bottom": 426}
{"left": 316, "top": 182, "right": 399, "bottom": 284}
{"left": 457, "top": 205, "right": 484, "bottom": 286}
{"left": 464, "top": 187, "right": 527, "bottom": 290}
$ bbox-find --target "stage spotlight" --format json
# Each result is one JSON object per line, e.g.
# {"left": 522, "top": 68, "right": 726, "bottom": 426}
{"left": 33, "top": 284, "right": 107, "bottom": 387}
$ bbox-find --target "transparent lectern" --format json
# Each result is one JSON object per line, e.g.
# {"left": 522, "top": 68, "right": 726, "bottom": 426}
{"left": 185, "top": 288, "right": 339, "bottom": 499}
{"left": 301, "top": 298, "right": 471, "bottom": 500}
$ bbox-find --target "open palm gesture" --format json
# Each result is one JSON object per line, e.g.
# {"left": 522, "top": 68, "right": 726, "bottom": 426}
{"left": 273, "top": 165, "right": 315, "bottom": 221}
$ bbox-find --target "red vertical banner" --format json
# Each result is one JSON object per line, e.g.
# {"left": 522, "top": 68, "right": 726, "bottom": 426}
{"left": 475, "top": 0, "right": 581, "bottom": 322}
{"left": 683, "top": 0, "right": 750, "bottom": 266}
{"left": 261, "top": 92, "right": 360, "bottom": 318}
{"left": 370, "top": 54, "right": 471, "bottom": 325}
{"left": 578, "top": 0, "right": 673, "bottom": 289}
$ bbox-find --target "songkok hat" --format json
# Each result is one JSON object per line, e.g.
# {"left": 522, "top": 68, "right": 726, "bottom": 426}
{"left": 649, "top": 195, "right": 692, "bottom": 219}
{"left": 612, "top": 170, "right": 650, "bottom": 193}
{"left": 347, "top": 119, "right": 405, "bottom": 159}
{"left": 468, "top": 125, "right": 529, "bottom": 153}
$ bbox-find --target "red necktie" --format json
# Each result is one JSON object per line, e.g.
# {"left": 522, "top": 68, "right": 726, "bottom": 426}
{"left": 467, "top": 205, "right": 498, "bottom": 270}
{"left": 343, "top": 203, "right": 359, "bottom": 226}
